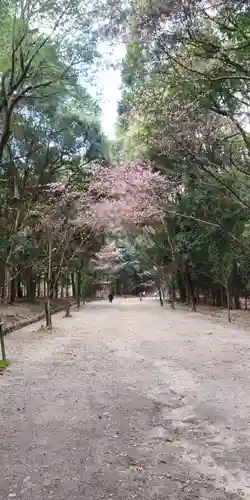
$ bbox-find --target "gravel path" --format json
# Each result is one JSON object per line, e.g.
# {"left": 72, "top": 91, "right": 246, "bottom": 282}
{"left": 0, "top": 298, "right": 250, "bottom": 500}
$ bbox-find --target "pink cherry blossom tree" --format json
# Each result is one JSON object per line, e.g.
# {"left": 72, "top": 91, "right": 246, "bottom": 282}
{"left": 92, "top": 242, "right": 121, "bottom": 271}
{"left": 86, "top": 162, "right": 170, "bottom": 232}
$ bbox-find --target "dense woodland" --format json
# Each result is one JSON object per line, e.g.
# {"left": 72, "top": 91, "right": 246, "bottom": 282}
{"left": 1, "top": 0, "right": 250, "bottom": 332}
{"left": 0, "top": 0, "right": 109, "bottom": 328}
{"left": 114, "top": 0, "right": 250, "bottom": 320}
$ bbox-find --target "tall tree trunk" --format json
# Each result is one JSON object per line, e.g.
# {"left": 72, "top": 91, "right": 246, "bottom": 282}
{"left": 54, "top": 280, "right": 58, "bottom": 299}
{"left": 45, "top": 237, "right": 52, "bottom": 330}
{"left": 176, "top": 269, "right": 186, "bottom": 302}
{"left": 17, "top": 280, "right": 23, "bottom": 298}
{"left": 168, "top": 280, "right": 175, "bottom": 309}
{"left": 220, "top": 287, "right": 224, "bottom": 308}
{"left": 3, "top": 265, "right": 12, "bottom": 303}
{"left": 71, "top": 273, "right": 76, "bottom": 298}
{"left": 27, "top": 276, "right": 36, "bottom": 302}
{"left": 226, "top": 284, "right": 231, "bottom": 323}
{"left": 155, "top": 280, "right": 164, "bottom": 306}
{"left": 0, "top": 322, "right": 6, "bottom": 361}
{"left": 184, "top": 263, "right": 196, "bottom": 312}
{"left": 76, "top": 269, "right": 81, "bottom": 311}
{"left": 64, "top": 270, "right": 71, "bottom": 317}
{"left": 159, "top": 287, "right": 164, "bottom": 306}
{"left": 60, "top": 275, "right": 64, "bottom": 298}
{"left": 215, "top": 288, "right": 222, "bottom": 307}
{"left": 10, "top": 278, "right": 16, "bottom": 303}
{"left": 234, "top": 294, "right": 240, "bottom": 310}
{"left": 37, "top": 276, "right": 41, "bottom": 299}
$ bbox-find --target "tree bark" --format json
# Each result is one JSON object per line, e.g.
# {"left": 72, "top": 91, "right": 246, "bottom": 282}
{"left": 159, "top": 287, "right": 164, "bottom": 306}
{"left": 17, "top": 281, "right": 23, "bottom": 298}
{"left": 3, "top": 265, "right": 12, "bottom": 303}
{"left": 0, "top": 322, "right": 6, "bottom": 361}
{"left": 64, "top": 270, "right": 71, "bottom": 317}
{"left": 176, "top": 269, "right": 186, "bottom": 302}
{"left": 37, "top": 276, "right": 41, "bottom": 299}
{"left": 184, "top": 264, "right": 196, "bottom": 312}
{"left": 71, "top": 273, "right": 76, "bottom": 298}
{"left": 45, "top": 237, "right": 52, "bottom": 330}
{"left": 60, "top": 275, "right": 64, "bottom": 298}
{"left": 27, "top": 275, "right": 36, "bottom": 302}
{"left": 10, "top": 278, "right": 16, "bottom": 303}
{"left": 76, "top": 269, "right": 81, "bottom": 311}
{"left": 234, "top": 294, "right": 240, "bottom": 310}
{"left": 226, "top": 285, "right": 231, "bottom": 323}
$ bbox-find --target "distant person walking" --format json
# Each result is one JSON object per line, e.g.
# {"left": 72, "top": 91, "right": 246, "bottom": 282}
{"left": 108, "top": 292, "right": 114, "bottom": 303}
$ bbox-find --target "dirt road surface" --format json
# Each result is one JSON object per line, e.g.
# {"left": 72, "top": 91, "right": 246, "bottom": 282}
{"left": 0, "top": 298, "right": 250, "bottom": 500}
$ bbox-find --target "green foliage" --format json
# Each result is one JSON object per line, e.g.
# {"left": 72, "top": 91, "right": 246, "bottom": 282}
{"left": 0, "top": 0, "right": 108, "bottom": 303}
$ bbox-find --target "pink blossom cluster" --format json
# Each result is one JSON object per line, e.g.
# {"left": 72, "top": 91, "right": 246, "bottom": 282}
{"left": 87, "top": 162, "right": 168, "bottom": 231}
{"left": 92, "top": 242, "right": 121, "bottom": 270}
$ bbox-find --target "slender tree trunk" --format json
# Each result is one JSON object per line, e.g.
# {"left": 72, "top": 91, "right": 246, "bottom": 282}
{"left": 234, "top": 295, "right": 240, "bottom": 310}
{"left": 220, "top": 287, "right": 223, "bottom": 308}
{"left": 168, "top": 281, "right": 175, "bottom": 309}
{"left": 17, "top": 280, "right": 23, "bottom": 298}
{"left": 0, "top": 322, "right": 6, "bottom": 361}
{"left": 3, "top": 265, "right": 11, "bottom": 303}
{"left": 155, "top": 281, "right": 163, "bottom": 306}
{"left": 64, "top": 270, "right": 71, "bottom": 317}
{"left": 185, "top": 282, "right": 190, "bottom": 305}
{"left": 37, "top": 276, "right": 41, "bottom": 299}
{"left": 60, "top": 275, "right": 64, "bottom": 298}
{"left": 159, "top": 287, "right": 164, "bottom": 306}
{"left": 27, "top": 277, "right": 36, "bottom": 302}
{"left": 50, "top": 272, "right": 56, "bottom": 298}
{"left": 71, "top": 273, "right": 76, "bottom": 298}
{"left": 76, "top": 269, "right": 81, "bottom": 311}
{"left": 45, "top": 237, "right": 52, "bottom": 330}
{"left": 172, "top": 282, "right": 176, "bottom": 302}
{"left": 177, "top": 270, "right": 186, "bottom": 302}
{"left": 226, "top": 284, "right": 231, "bottom": 323}
{"left": 55, "top": 280, "right": 58, "bottom": 299}
{"left": 10, "top": 278, "right": 16, "bottom": 303}
{"left": 215, "top": 288, "right": 221, "bottom": 307}
{"left": 185, "top": 265, "right": 196, "bottom": 312}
